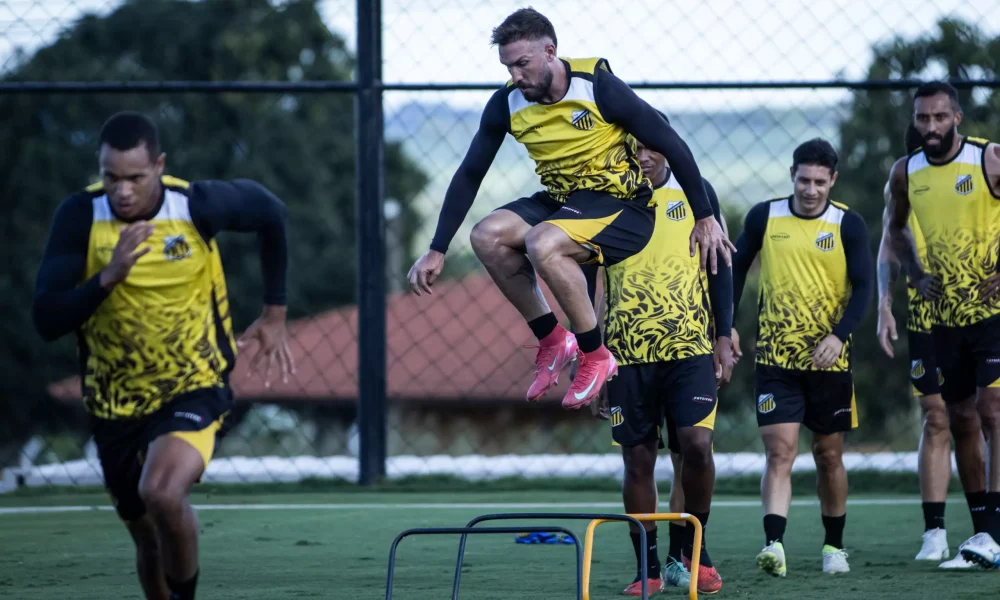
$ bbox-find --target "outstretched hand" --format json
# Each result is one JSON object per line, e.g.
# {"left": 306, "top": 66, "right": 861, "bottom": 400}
{"left": 237, "top": 305, "right": 295, "bottom": 388}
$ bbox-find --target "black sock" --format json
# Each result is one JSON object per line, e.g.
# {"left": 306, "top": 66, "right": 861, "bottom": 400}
{"left": 967, "top": 490, "right": 988, "bottom": 534}
{"left": 527, "top": 313, "right": 558, "bottom": 341}
{"left": 922, "top": 502, "right": 946, "bottom": 531}
{"left": 683, "top": 510, "right": 713, "bottom": 568}
{"left": 630, "top": 528, "right": 661, "bottom": 580}
{"left": 986, "top": 492, "right": 1000, "bottom": 539}
{"left": 763, "top": 514, "right": 787, "bottom": 545}
{"left": 668, "top": 523, "right": 685, "bottom": 561}
{"left": 576, "top": 326, "right": 603, "bottom": 353}
{"left": 822, "top": 514, "right": 846, "bottom": 549}
{"left": 167, "top": 570, "right": 198, "bottom": 600}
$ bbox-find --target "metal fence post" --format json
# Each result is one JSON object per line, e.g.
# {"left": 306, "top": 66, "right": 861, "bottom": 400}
{"left": 356, "top": 0, "right": 387, "bottom": 485}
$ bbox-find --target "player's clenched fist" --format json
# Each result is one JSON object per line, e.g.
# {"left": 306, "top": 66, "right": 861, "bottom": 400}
{"left": 100, "top": 221, "right": 155, "bottom": 289}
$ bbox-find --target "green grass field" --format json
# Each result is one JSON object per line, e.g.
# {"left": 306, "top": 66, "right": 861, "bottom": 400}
{"left": 1, "top": 490, "right": 997, "bottom": 599}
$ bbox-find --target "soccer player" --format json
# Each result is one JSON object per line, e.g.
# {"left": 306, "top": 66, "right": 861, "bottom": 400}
{"left": 406, "top": 7, "right": 733, "bottom": 410}
{"left": 603, "top": 135, "right": 735, "bottom": 594}
{"left": 732, "top": 139, "right": 874, "bottom": 577}
{"left": 876, "top": 122, "right": 986, "bottom": 565}
{"left": 32, "top": 112, "right": 293, "bottom": 600}
{"left": 885, "top": 81, "right": 1000, "bottom": 569}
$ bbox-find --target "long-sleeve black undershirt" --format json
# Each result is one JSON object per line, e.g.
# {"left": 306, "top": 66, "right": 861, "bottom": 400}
{"left": 429, "top": 65, "right": 713, "bottom": 253}
{"left": 698, "top": 178, "right": 733, "bottom": 339}
{"left": 32, "top": 179, "right": 288, "bottom": 342}
{"left": 731, "top": 199, "right": 874, "bottom": 343}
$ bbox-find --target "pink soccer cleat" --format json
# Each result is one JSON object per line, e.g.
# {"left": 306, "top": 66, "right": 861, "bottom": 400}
{"left": 526, "top": 330, "right": 578, "bottom": 402}
{"left": 562, "top": 347, "right": 617, "bottom": 409}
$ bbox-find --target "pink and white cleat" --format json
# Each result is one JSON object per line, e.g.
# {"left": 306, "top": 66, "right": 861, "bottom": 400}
{"left": 562, "top": 347, "right": 617, "bottom": 409}
{"left": 526, "top": 329, "right": 578, "bottom": 402}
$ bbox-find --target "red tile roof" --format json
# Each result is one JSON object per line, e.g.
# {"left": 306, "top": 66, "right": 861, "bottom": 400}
{"left": 47, "top": 273, "right": 579, "bottom": 404}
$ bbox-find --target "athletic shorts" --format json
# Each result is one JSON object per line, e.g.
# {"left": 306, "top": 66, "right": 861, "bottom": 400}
{"left": 932, "top": 315, "right": 1000, "bottom": 404}
{"left": 498, "top": 189, "right": 655, "bottom": 267}
{"left": 754, "top": 365, "right": 857, "bottom": 434}
{"left": 606, "top": 355, "right": 718, "bottom": 449}
{"left": 91, "top": 386, "right": 233, "bottom": 521}
{"left": 907, "top": 329, "right": 941, "bottom": 397}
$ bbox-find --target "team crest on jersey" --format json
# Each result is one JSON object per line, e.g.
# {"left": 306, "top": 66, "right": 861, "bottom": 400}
{"left": 610, "top": 406, "right": 624, "bottom": 427}
{"left": 164, "top": 234, "right": 191, "bottom": 261}
{"left": 757, "top": 394, "right": 776, "bottom": 414}
{"left": 955, "top": 174, "right": 974, "bottom": 195}
{"left": 815, "top": 232, "right": 835, "bottom": 251}
{"left": 937, "top": 368, "right": 944, "bottom": 386}
{"left": 571, "top": 109, "right": 594, "bottom": 131}
{"left": 665, "top": 200, "right": 687, "bottom": 221}
{"left": 910, "top": 360, "right": 925, "bottom": 379}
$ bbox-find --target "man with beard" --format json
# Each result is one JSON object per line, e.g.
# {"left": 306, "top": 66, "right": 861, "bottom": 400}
{"left": 877, "top": 121, "right": 987, "bottom": 568}
{"left": 406, "top": 7, "right": 733, "bottom": 411}
{"left": 886, "top": 81, "right": 1000, "bottom": 569}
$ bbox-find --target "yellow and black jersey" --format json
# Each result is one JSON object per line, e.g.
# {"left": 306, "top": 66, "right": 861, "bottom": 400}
{"left": 33, "top": 176, "right": 287, "bottom": 419}
{"left": 732, "top": 197, "right": 874, "bottom": 372}
{"left": 428, "top": 57, "right": 718, "bottom": 254}
{"left": 907, "top": 137, "right": 1000, "bottom": 327}
{"left": 504, "top": 57, "right": 647, "bottom": 203}
{"left": 603, "top": 173, "right": 732, "bottom": 365}
{"left": 905, "top": 210, "right": 934, "bottom": 333}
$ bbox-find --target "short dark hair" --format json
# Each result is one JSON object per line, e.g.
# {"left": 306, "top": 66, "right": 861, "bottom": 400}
{"left": 913, "top": 81, "right": 961, "bottom": 112}
{"left": 99, "top": 111, "right": 160, "bottom": 159}
{"left": 904, "top": 123, "right": 923, "bottom": 154}
{"left": 791, "top": 138, "right": 838, "bottom": 174}
{"left": 490, "top": 7, "right": 557, "bottom": 47}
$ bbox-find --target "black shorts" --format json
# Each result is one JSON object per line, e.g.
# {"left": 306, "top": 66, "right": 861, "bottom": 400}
{"left": 606, "top": 355, "right": 718, "bottom": 449}
{"left": 91, "top": 386, "right": 233, "bottom": 522}
{"left": 498, "top": 189, "right": 655, "bottom": 267}
{"left": 932, "top": 315, "right": 1000, "bottom": 404}
{"left": 754, "top": 365, "right": 856, "bottom": 434}
{"left": 907, "top": 329, "right": 941, "bottom": 397}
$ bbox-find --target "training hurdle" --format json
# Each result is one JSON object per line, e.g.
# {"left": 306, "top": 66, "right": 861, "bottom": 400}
{"left": 583, "top": 512, "right": 702, "bottom": 600}
{"left": 385, "top": 525, "right": 582, "bottom": 600}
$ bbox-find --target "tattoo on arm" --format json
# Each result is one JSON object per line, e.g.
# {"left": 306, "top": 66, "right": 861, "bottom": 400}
{"left": 885, "top": 162, "right": 924, "bottom": 280}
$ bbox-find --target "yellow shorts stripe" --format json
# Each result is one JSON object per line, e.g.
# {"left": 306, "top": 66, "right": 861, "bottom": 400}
{"left": 988, "top": 375, "right": 1000, "bottom": 388}
{"left": 169, "top": 414, "right": 226, "bottom": 468}
{"left": 546, "top": 210, "right": 622, "bottom": 265}
{"left": 693, "top": 404, "right": 717, "bottom": 430}
{"left": 850, "top": 387, "right": 859, "bottom": 429}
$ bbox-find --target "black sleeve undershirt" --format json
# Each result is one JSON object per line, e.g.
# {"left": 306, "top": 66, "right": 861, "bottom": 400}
{"left": 831, "top": 210, "right": 874, "bottom": 342}
{"left": 429, "top": 88, "right": 510, "bottom": 253}
{"left": 731, "top": 201, "right": 770, "bottom": 326}
{"left": 702, "top": 179, "right": 733, "bottom": 338}
{"left": 594, "top": 69, "right": 713, "bottom": 220}
{"left": 32, "top": 194, "right": 108, "bottom": 342}
{"left": 190, "top": 179, "right": 289, "bottom": 306}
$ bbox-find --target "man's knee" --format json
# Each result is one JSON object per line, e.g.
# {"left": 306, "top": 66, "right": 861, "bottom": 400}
{"left": 138, "top": 476, "right": 187, "bottom": 518}
{"left": 921, "top": 397, "right": 949, "bottom": 438}
{"left": 763, "top": 433, "right": 797, "bottom": 471}
{"left": 622, "top": 442, "right": 657, "bottom": 483}
{"left": 811, "top": 438, "right": 844, "bottom": 473}
{"left": 949, "top": 396, "right": 981, "bottom": 436}
{"left": 524, "top": 223, "right": 567, "bottom": 264}
{"left": 977, "top": 389, "right": 1000, "bottom": 432}
{"left": 677, "top": 428, "right": 713, "bottom": 469}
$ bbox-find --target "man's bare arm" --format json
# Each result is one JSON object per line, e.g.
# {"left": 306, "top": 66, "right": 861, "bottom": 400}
{"left": 877, "top": 182, "right": 901, "bottom": 308}
{"left": 885, "top": 157, "right": 924, "bottom": 281}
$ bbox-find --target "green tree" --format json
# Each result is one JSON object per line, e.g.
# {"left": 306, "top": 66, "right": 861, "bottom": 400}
{"left": 835, "top": 18, "right": 1000, "bottom": 443}
{"left": 0, "top": 0, "right": 428, "bottom": 453}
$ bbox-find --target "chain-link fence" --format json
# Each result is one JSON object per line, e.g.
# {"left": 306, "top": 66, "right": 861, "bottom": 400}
{"left": 3, "top": 0, "right": 1000, "bottom": 493}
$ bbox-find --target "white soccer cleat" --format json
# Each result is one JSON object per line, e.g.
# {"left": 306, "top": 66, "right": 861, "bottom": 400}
{"left": 939, "top": 538, "right": 981, "bottom": 569}
{"left": 756, "top": 541, "right": 787, "bottom": 577}
{"left": 915, "top": 528, "right": 950, "bottom": 561}
{"left": 958, "top": 532, "right": 1000, "bottom": 569}
{"left": 822, "top": 545, "right": 850, "bottom": 574}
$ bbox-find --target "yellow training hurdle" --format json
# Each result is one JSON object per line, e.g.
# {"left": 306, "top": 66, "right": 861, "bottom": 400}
{"left": 582, "top": 512, "right": 703, "bottom": 600}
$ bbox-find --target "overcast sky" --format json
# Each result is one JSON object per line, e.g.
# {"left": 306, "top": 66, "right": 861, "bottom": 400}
{"left": 2, "top": 0, "right": 998, "bottom": 110}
